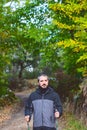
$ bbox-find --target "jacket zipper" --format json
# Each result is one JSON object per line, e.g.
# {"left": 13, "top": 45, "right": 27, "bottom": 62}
{"left": 42, "top": 94, "right": 44, "bottom": 126}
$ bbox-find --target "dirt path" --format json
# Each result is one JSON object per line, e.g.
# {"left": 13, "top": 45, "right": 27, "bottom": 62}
{"left": 0, "top": 90, "right": 64, "bottom": 130}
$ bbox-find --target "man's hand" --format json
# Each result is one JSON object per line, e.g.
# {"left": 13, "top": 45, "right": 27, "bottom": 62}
{"left": 55, "top": 110, "right": 60, "bottom": 118}
{"left": 25, "top": 115, "right": 30, "bottom": 122}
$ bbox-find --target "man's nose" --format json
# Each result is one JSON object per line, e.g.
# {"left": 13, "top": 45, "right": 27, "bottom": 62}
{"left": 43, "top": 81, "right": 46, "bottom": 84}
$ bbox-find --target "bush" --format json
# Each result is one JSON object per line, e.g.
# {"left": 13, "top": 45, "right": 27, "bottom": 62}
{"left": 56, "top": 70, "right": 81, "bottom": 102}
{"left": 22, "top": 70, "right": 38, "bottom": 79}
{"left": 0, "top": 86, "right": 8, "bottom": 97}
{"left": 0, "top": 91, "right": 18, "bottom": 108}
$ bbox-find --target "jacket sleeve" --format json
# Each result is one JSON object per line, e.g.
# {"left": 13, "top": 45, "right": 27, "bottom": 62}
{"left": 54, "top": 92, "right": 63, "bottom": 117}
{"left": 24, "top": 94, "right": 33, "bottom": 118}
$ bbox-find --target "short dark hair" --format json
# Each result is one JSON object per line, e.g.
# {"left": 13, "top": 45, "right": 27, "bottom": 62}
{"left": 37, "top": 73, "right": 49, "bottom": 82}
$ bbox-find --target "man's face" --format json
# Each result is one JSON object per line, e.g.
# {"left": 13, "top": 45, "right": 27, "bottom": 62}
{"left": 38, "top": 76, "right": 49, "bottom": 88}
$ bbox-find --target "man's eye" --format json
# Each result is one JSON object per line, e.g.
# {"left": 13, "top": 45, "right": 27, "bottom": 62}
{"left": 40, "top": 80, "right": 43, "bottom": 82}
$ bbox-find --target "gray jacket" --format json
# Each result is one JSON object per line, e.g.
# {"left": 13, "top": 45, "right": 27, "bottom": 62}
{"left": 25, "top": 87, "right": 62, "bottom": 129}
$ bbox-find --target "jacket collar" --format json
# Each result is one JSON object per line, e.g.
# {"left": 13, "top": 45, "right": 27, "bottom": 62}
{"left": 36, "top": 86, "right": 53, "bottom": 95}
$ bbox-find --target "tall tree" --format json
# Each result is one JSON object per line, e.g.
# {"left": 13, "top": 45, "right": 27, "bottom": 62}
{"left": 49, "top": 0, "right": 87, "bottom": 77}
{"left": 0, "top": 0, "right": 55, "bottom": 79}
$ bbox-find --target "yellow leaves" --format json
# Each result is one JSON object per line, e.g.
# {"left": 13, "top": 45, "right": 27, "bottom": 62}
{"left": 0, "top": 31, "right": 9, "bottom": 39}
{"left": 83, "top": 69, "right": 87, "bottom": 77}
{"left": 72, "top": 42, "right": 87, "bottom": 53}
{"left": 58, "top": 39, "right": 77, "bottom": 48}
{"left": 50, "top": 2, "right": 79, "bottom": 15}
{"left": 77, "top": 53, "right": 87, "bottom": 63}
{"left": 73, "top": 16, "right": 87, "bottom": 29}
{"left": 57, "top": 41, "right": 64, "bottom": 47}
{"left": 50, "top": 1, "right": 87, "bottom": 21}
{"left": 53, "top": 20, "right": 75, "bottom": 30}
{"left": 50, "top": 0, "right": 87, "bottom": 75}
{"left": 77, "top": 66, "right": 87, "bottom": 77}
{"left": 49, "top": 3, "right": 62, "bottom": 12}
{"left": 78, "top": 44, "right": 87, "bottom": 51}
{"left": 57, "top": 39, "right": 86, "bottom": 53}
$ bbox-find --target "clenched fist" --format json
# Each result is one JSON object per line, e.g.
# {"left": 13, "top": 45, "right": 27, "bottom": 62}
{"left": 25, "top": 115, "right": 30, "bottom": 122}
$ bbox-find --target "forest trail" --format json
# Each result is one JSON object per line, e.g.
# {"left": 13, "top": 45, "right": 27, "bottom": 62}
{"left": 0, "top": 90, "right": 64, "bottom": 130}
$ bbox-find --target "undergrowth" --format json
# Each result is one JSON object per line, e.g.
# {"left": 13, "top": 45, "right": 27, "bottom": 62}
{"left": 0, "top": 92, "right": 19, "bottom": 109}
{"left": 64, "top": 113, "right": 87, "bottom": 130}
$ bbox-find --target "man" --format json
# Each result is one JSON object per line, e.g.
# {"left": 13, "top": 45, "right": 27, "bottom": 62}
{"left": 25, "top": 74, "right": 62, "bottom": 130}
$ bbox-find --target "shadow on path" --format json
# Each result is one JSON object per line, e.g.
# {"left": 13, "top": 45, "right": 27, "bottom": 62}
{"left": 0, "top": 91, "right": 33, "bottom": 130}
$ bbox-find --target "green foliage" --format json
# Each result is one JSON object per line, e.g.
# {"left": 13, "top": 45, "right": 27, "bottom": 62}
{"left": 64, "top": 113, "right": 87, "bottom": 130}
{"left": 0, "top": 0, "right": 61, "bottom": 77}
{"left": 0, "top": 0, "right": 54, "bottom": 93}
{"left": 0, "top": 73, "right": 9, "bottom": 96}
{"left": 0, "top": 76, "right": 17, "bottom": 107}
{"left": 0, "top": 86, "right": 8, "bottom": 97}
{"left": 49, "top": 0, "right": 87, "bottom": 76}
{"left": 22, "top": 69, "right": 39, "bottom": 79}
{"left": 0, "top": 91, "right": 17, "bottom": 107}
{"left": 1, "top": 0, "right": 86, "bottom": 101}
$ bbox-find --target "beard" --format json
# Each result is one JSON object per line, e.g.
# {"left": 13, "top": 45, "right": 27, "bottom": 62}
{"left": 42, "top": 84, "right": 47, "bottom": 88}
{"left": 39, "top": 85, "right": 49, "bottom": 93}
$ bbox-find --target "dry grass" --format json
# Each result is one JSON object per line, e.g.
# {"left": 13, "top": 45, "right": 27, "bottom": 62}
{"left": 0, "top": 102, "right": 20, "bottom": 125}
